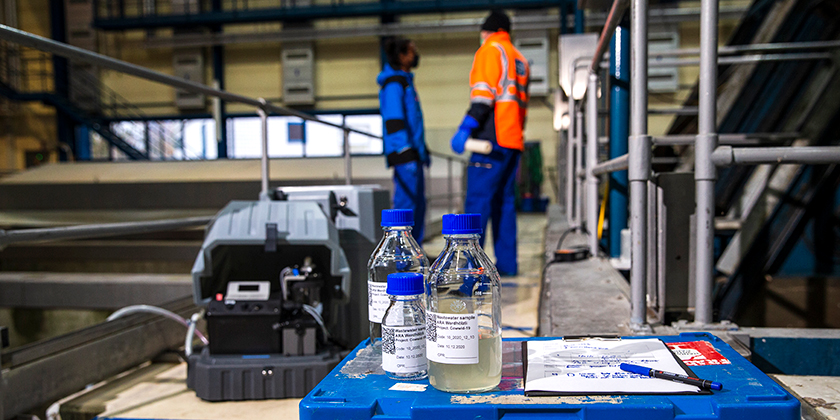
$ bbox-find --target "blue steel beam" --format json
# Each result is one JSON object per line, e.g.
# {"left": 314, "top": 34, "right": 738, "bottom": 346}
{"left": 608, "top": 21, "right": 629, "bottom": 258}
{"left": 93, "top": 0, "right": 574, "bottom": 30}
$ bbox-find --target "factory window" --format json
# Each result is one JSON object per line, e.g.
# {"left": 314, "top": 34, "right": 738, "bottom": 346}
{"left": 94, "top": 113, "right": 381, "bottom": 161}
{"left": 227, "top": 113, "right": 383, "bottom": 159}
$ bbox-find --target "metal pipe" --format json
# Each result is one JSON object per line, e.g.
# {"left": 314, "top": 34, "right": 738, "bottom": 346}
{"left": 711, "top": 146, "right": 840, "bottom": 166}
{"left": 628, "top": 0, "right": 650, "bottom": 328}
{"left": 592, "top": 154, "right": 629, "bottom": 176}
{"left": 575, "top": 109, "right": 585, "bottom": 230}
{"left": 649, "top": 107, "right": 698, "bottom": 115}
{"left": 585, "top": 73, "right": 600, "bottom": 256}
{"left": 257, "top": 102, "right": 270, "bottom": 200}
{"left": 589, "top": 0, "right": 630, "bottom": 74}
{"left": 0, "top": 216, "right": 213, "bottom": 247}
{"left": 0, "top": 24, "right": 380, "bottom": 139}
{"left": 649, "top": 52, "right": 832, "bottom": 68}
{"left": 566, "top": 63, "right": 577, "bottom": 226}
{"left": 649, "top": 39, "right": 840, "bottom": 59}
{"left": 565, "top": 117, "right": 575, "bottom": 225}
{"left": 652, "top": 132, "right": 800, "bottom": 146}
{"left": 343, "top": 128, "right": 352, "bottom": 185}
{"left": 566, "top": 58, "right": 589, "bottom": 227}
{"left": 694, "top": 0, "right": 719, "bottom": 325}
{"left": 447, "top": 157, "right": 453, "bottom": 213}
{"left": 609, "top": 22, "right": 630, "bottom": 258}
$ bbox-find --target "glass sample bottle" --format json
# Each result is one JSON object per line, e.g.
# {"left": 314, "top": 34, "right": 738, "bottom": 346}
{"left": 368, "top": 209, "right": 429, "bottom": 350}
{"left": 381, "top": 272, "right": 428, "bottom": 381}
{"left": 426, "top": 213, "right": 501, "bottom": 393}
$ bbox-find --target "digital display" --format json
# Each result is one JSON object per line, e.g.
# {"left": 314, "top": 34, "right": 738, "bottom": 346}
{"left": 238, "top": 284, "right": 260, "bottom": 292}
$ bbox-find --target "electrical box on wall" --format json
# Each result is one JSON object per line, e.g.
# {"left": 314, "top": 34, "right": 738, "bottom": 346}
{"left": 171, "top": 0, "right": 201, "bottom": 14}
{"left": 64, "top": 0, "right": 99, "bottom": 111}
{"left": 282, "top": 43, "right": 315, "bottom": 106}
{"left": 65, "top": 0, "right": 95, "bottom": 51}
{"left": 559, "top": 33, "right": 598, "bottom": 100}
{"left": 515, "top": 31, "right": 550, "bottom": 97}
{"left": 648, "top": 27, "right": 680, "bottom": 92}
{"left": 174, "top": 48, "right": 205, "bottom": 110}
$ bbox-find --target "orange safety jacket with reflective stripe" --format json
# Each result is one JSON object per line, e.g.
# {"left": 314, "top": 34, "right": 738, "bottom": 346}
{"left": 469, "top": 31, "right": 530, "bottom": 151}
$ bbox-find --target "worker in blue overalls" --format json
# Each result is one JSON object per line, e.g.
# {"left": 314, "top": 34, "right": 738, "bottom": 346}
{"left": 451, "top": 11, "right": 530, "bottom": 275}
{"left": 377, "top": 37, "right": 429, "bottom": 243}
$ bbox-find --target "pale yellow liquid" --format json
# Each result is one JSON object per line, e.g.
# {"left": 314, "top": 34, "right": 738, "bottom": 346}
{"left": 428, "top": 335, "right": 502, "bottom": 393}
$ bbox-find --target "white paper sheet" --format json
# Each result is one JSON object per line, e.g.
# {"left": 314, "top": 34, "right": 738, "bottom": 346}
{"left": 525, "top": 338, "right": 701, "bottom": 394}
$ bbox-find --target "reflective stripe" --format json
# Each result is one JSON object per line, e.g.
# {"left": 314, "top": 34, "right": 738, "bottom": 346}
{"left": 471, "top": 96, "right": 494, "bottom": 106}
{"left": 494, "top": 43, "right": 509, "bottom": 84}
{"left": 515, "top": 82, "right": 529, "bottom": 92}
{"left": 471, "top": 82, "right": 496, "bottom": 95}
{"left": 497, "top": 94, "right": 528, "bottom": 108}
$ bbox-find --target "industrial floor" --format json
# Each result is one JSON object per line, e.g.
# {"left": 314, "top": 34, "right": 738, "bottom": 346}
{"left": 67, "top": 212, "right": 548, "bottom": 420}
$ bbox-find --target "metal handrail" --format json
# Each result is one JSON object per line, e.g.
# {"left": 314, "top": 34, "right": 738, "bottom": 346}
{"left": 0, "top": 24, "right": 470, "bottom": 222}
{"left": 591, "top": 155, "right": 629, "bottom": 176}
{"left": 651, "top": 39, "right": 840, "bottom": 58}
{"left": 652, "top": 132, "right": 801, "bottom": 146}
{"left": 0, "top": 24, "right": 382, "bottom": 140}
{"left": 0, "top": 216, "right": 213, "bottom": 248}
{"left": 711, "top": 146, "right": 840, "bottom": 167}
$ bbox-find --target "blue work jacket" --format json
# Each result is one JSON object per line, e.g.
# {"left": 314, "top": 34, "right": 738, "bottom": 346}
{"left": 377, "top": 64, "right": 430, "bottom": 167}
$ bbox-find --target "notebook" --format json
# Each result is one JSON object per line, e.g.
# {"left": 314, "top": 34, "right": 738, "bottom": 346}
{"left": 523, "top": 338, "right": 707, "bottom": 396}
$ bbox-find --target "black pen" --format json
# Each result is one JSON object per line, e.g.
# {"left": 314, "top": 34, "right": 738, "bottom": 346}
{"left": 620, "top": 363, "right": 723, "bottom": 391}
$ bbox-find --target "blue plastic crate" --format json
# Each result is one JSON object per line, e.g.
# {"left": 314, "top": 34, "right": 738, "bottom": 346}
{"left": 299, "top": 332, "right": 799, "bottom": 420}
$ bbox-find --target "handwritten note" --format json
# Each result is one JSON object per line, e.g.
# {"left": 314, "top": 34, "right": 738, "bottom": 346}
{"left": 525, "top": 338, "right": 701, "bottom": 394}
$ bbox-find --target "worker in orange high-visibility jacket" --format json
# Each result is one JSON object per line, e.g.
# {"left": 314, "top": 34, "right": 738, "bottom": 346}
{"left": 450, "top": 9, "right": 529, "bottom": 276}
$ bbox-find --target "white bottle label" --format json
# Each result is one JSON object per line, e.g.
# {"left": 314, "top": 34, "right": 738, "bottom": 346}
{"left": 425, "top": 311, "right": 479, "bottom": 364}
{"left": 368, "top": 281, "right": 389, "bottom": 323}
{"left": 382, "top": 325, "right": 427, "bottom": 374}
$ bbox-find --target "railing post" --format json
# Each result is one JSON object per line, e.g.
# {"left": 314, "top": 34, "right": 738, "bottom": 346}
{"left": 585, "top": 72, "right": 600, "bottom": 256}
{"left": 694, "top": 0, "right": 719, "bottom": 325}
{"left": 343, "top": 128, "right": 351, "bottom": 185}
{"left": 447, "top": 157, "right": 453, "bottom": 213}
{"left": 629, "top": 0, "right": 650, "bottom": 329}
{"left": 257, "top": 100, "right": 270, "bottom": 201}
{"left": 566, "top": 77, "right": 576, "bottom": 226}
{"left": 575, "top": 108, "right": 584, "bottom": 230}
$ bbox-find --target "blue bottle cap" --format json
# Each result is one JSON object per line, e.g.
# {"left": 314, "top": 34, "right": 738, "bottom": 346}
{"left": 381, "top": 209, "right": 414, "bottom": 227}
{"left": 441, "top": 213, "right": 482, "bottom": 235}
{"left": 386, "top": 272, "right": 424, "bottom": 295}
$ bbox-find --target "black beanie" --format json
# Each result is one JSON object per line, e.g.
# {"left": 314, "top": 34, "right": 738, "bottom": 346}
{"left": 481, "top": 10, "right": 511, "bottom": 33}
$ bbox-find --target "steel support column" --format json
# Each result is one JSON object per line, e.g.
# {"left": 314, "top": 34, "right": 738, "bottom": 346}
{"left": 258, "top": 102, "right": 269, "bottom": 200}
{"left": 575, "top": 109, "right": 584, "bottom": 229}
{"left": 212, "top": 0, "right": 227, "bottom": 158}
{"left": 629, "top": 0, "right": 650, "bottom": 328}
{"left": 574, "top": 3, "right": 585, "bottom": 33}
{"left": 609, "top": 21, "right": 630, "bottom": 258}
{"left": 50, "top": 0, "right": 74, "bottom": 161}
{"left": 694, "top": 0, "right": 718, "bottom": 325}
{"left": 586, "top": 73, "right": 600, "bottom": 255}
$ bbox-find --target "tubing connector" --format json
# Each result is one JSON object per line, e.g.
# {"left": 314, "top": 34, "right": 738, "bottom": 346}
{"left": 710, "top": 144, "right": 733, "bottom": 167}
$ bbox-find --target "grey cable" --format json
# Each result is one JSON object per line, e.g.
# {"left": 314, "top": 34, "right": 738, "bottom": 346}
{"left": 107, "top": 305, "right": 209, "bottom": 345}
{"left": 302, "top": 304, "right": 330, "bottom": 340}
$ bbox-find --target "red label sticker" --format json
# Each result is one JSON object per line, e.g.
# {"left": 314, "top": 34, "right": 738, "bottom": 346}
{"left": 667, "top": 341, "right": 731, "bottom": 366}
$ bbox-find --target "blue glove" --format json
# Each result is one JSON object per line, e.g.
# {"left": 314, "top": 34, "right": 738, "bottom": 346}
{"left": 450, "top": 115, "right": 480, "bottom": 154}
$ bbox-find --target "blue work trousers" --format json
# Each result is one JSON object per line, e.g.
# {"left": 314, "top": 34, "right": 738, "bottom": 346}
{"left": 392, "top": 160, "right": 426, "bottom": 242}
{"left": 464, "top": 147, "right": 520, "bottom": 275}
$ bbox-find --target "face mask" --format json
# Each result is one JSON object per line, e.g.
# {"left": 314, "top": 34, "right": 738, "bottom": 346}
{"left": 411, "top": 53, "right": 420, "bottom": 68}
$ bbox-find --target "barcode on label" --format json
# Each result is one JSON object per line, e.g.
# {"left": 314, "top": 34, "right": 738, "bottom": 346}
{"left": 426, "top": 312, "right": 437, "bottom": 342}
